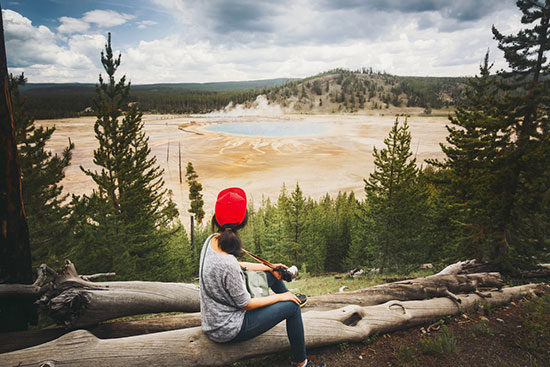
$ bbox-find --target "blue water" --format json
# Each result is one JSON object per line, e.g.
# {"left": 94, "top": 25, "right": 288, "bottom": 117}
{"left": 204, "top": 121, "right": 328, "bottom": 137}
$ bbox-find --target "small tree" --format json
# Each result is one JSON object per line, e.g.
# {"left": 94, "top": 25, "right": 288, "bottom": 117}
{"left": 363, "top": 116, "right": 428, "bottom": 272}
{"left": 11, "top": 74, "right": 74, "bottom": 266}
{"left": 185, "top": 162, "right": 205, "bottom": 223}
{"left": 75, "top": 33, "right": 178, "bottom": 279}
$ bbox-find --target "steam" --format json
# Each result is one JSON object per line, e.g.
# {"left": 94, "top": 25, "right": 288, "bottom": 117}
{"left": 206, "top": 95, "right": 284, "bottom": 117}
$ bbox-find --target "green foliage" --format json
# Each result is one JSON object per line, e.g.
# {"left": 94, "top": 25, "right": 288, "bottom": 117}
{"left": 362, "top": 331, "right": 379, "bottom": 345}
{"left": 419, "top": 325, "right": 458, "bottom": 356}
{"left": 516, "top": 295, "right": 550, "bottom": 353}
{"left": 429, "top": 0, "right": 550, "bottom": 270}
{"left": 470, "top": 321, "right": 494, "bottom": 338}
{"left": 185, "top": 162, "right": 205, "bottom": 223}
{"left": 362, "top": 116, "right": 429, "bottom": 272}
{"left": 394, "top": 345, "right": 418, "bottom": 367}
{"left": 337, "top": 342, "right": 349, "bottom": 351}
{"left": 11, "top": 73, "right": 74, "bottom": 267}
{"left": 71, "top": 34, "right": 179, "bottom": 280}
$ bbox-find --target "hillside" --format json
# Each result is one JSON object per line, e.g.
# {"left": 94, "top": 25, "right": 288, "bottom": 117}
{"left": 263, "top": 69, "right": 466, "bottom": 114}
{"left": 20, "top": 70, "right": 466, "bottom": 119}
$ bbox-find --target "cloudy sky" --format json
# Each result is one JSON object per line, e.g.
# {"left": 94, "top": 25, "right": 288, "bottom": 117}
{"left": 2, "top": 0, "right": 522, "bottom": 84}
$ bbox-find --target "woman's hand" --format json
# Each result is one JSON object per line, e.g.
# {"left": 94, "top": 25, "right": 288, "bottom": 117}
{"left": 270, "top": 263, "right": 288, "bottom": 281}
{"left": 277, "top": 291, "right": 301, "bottom": 305}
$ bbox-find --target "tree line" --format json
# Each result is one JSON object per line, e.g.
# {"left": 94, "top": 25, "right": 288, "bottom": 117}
{"left": 11, "top": 1, "right": 550, "bottom": 284}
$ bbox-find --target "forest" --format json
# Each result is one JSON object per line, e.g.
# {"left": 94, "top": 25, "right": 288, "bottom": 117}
{"left": 19, "top": 69, "right": 465, "bottom": 119}
{"left": 2, "top": 0, "right": 549, "bottom": 317}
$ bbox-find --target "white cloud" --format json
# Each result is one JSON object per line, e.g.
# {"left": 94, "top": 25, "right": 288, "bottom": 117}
{"left": 137, "top": 20, "right": 158, "bottom": 29}
{"left": 3, "top": 9, "right": 106, "bottom": 82}
{"left": 58, "top": 16, "right": 90, "bottom": 34}
{"left": 82, "top": 10, "right": 135, "bottom": 28}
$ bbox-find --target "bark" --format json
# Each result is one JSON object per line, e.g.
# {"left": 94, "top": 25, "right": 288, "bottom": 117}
{"left": 0, "top": 6, "right": 35, "bottom": 332}
{"left": 35, "top": 261, "right": 200, "bottom": 328}
{"left": 0, "top": 284, "right": 539, "bottom": 367}
{"left": 307, "top": 272, "right": 504, "bottom": 310}
{"left": 0, "top": 313, "right": 202, "bottom": 354}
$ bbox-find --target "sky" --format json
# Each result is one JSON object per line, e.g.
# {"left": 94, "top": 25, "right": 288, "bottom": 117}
{"left": 1, "top": 0, "right": 523, "bottom": 84}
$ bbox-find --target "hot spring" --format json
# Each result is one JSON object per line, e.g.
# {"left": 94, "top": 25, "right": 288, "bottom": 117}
{"left": 203, "top": 120, "right": 329, "bottom": 137}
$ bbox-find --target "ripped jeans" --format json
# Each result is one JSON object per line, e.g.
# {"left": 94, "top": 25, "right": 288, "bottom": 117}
{"left": 230, "top": 272, "right": 306, "bottom": 363}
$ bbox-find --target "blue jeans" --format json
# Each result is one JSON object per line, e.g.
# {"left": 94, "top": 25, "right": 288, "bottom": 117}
{"left": 231, "top": 272, "right": 306, "bottom": 363}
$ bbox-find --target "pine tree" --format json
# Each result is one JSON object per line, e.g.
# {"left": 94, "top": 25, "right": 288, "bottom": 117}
{"left": 428, "top": 54, "right": 510, "bottom": 263}
{"left": 489, "top": 0, "right": 550, "bottom": 268}
{"left": 431, "top": 1, "right": 550, "bottom": 270}
{"left": 363, "top": 116, "right": 428, "bottom": 272}
{"left": 75, "top": 34, "right": 178, "bottom": 279}
{"left": 11, "top": 74, "right": 74, "bottom": 266}
{"left": 185, "top": 162, "right": 205, "bottom": 223}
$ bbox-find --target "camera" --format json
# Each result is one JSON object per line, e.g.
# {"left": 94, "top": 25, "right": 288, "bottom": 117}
{"left": 275, "top": 265, "right": 298, "bottom": 282}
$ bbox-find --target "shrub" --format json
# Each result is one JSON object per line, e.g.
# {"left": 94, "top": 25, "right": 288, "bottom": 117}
{"left": 471, "top": 321, "right": 494, "bottom": 338}
{"left": 394, "top": 345, "right": 418, "bottom": 367}
{"left": 516, "top": 295, "right": 550, "bottom": 353}
{"left": 419, "top": 325, "right": 458, "bottom": 356}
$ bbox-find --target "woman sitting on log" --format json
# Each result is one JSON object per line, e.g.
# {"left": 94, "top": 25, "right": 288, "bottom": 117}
{"left": 199, "top": 187, "right": 316, "bottom": 367}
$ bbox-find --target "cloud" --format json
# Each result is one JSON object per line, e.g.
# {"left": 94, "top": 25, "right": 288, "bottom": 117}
{"left": 58, "top": 16, "right": 90, "bottom": 34}
{"left": 58, "top": 9, "right": 135, "bottom": 35}
{"left": 3, "top": 9, "right": 106, "bottom": 81}
{"left": 82, "top": 9, "right": 135, "bottom": 28}
{"left": 137, "top": 20, "right": 158, "bottom": 29}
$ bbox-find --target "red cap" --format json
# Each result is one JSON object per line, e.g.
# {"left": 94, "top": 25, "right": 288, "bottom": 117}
{"left": 215, "top": 187, "right": 247, "bottom": 227}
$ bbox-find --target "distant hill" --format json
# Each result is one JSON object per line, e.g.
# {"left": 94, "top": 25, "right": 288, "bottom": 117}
{"left": 20, "top": 71, "right": 466, "bottom": 119}
{"left": 261, "top": 69, "right": 467, "bottom": 114}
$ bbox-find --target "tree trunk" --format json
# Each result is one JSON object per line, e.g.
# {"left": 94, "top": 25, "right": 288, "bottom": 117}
{"left": 307, "top": 272, "right": 503, "bottom": 310}
{"left": 0, "top": 5, "right": 35, "bottom": 332}
{"left": 33, "top": 261, "right": 200, "bottom": 328}
{"left": 0, "top": 284, "right": 539, "bottom": 367}
{"left": 0, "top": 313, "right": 202, "bottom": 353}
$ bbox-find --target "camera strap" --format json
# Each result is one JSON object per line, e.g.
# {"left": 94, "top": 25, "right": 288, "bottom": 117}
{"left": 241, "top": 248, "right": 276, "bottom": 269}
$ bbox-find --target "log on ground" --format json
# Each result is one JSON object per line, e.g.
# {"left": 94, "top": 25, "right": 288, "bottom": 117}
{"left": 0, "top": 284, "right": 539, "bottom": 367}
{"left": 307, "top": 272, "right": 503, "bottom": 310}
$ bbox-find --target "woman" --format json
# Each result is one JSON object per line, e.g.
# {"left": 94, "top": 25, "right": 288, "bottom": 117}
{"left": 199, "top": 187, "right": 317, "bottom": 367}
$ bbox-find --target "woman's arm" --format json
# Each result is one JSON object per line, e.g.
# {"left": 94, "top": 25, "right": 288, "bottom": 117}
{"left": 239, "top": 261, "right": 289, "bottom": 280}
{"left": 242, "top": 291, "right": 300, "bottom": 310}
{"left": 239, "top": 261, "right": 271, "bottom": 272}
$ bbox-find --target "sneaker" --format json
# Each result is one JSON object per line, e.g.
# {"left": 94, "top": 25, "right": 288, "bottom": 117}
{"left": 296, "top": 293, "right": 307, "bottom": 308}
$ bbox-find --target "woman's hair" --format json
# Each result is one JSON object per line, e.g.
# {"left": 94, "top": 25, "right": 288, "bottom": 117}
{"left": 211, "top": 213, "right": 248, "bottom": 256}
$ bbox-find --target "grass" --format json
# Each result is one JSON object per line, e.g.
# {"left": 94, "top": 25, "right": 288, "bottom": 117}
{"left": 289, "top": 269, "right": 436, "bottom": 296}
{"left": 419, "top": 325, "right": 458, "bottom": 356}
{"left": 470, "top": 321, "right": 494, "bottom": 338}
{"left": 394, "top": 345, "right": 418, "bottom": 367}
{"left": 337, "top": 342, "right": 349, "bottom": 351}
{"left": 516, "top": 294, "right": 550, "bottom": 353}
{"left": 362, "top": 331, "right": 379, "bottom": 345}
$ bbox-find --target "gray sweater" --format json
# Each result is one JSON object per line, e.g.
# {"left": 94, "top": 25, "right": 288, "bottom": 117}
{"left": 199, "top": 234, "right": 251, "bottom": 342}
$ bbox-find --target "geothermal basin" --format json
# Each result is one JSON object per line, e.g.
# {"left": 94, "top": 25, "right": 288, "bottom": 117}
{"left": 38, "top": 113, "right": 449, "bottom": 221}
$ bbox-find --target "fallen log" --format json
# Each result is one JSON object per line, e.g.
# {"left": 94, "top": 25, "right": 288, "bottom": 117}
{"left": 0, "top": 284, "right": 540, "bottom": 367}
{"left": 0, "top": 264, "right": 54, "bottom": 299}
{"left": 35, "top": 261, "right": 200, "bottom": 328}
{"left": 307, "top": 272, "right": 503, "bottom": 310}
{"left": 0, "top": 313, "right": 202, "bottom": 353}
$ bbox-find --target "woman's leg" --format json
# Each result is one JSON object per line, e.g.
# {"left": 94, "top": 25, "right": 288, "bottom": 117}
{"left": 266, "top": 271, "right": 289, "bottom": 294}
{"left": 231, "top": 301, "right": 306, "bottom": 363}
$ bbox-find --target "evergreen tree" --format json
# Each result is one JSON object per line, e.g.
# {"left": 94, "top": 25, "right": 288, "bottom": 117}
{"left": 11, "top": 73, "right": 74, "bottom": 266}
{"left": 432, "top": 1, "right": 550, "bottom": 270}
{"left": 489, "top": 0, "right": 550, "bottom": 267}
{"left": 185, "top": 162, "right": 205, "bottom": 223}
{"left": 428, "top": 54, "right": 509, "bottom": 263}
{"left": 363, "top": 116, "right": 428, "bottom": 272}
{"left": 75, "top": 34, "right": 178, "bottom": 279}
